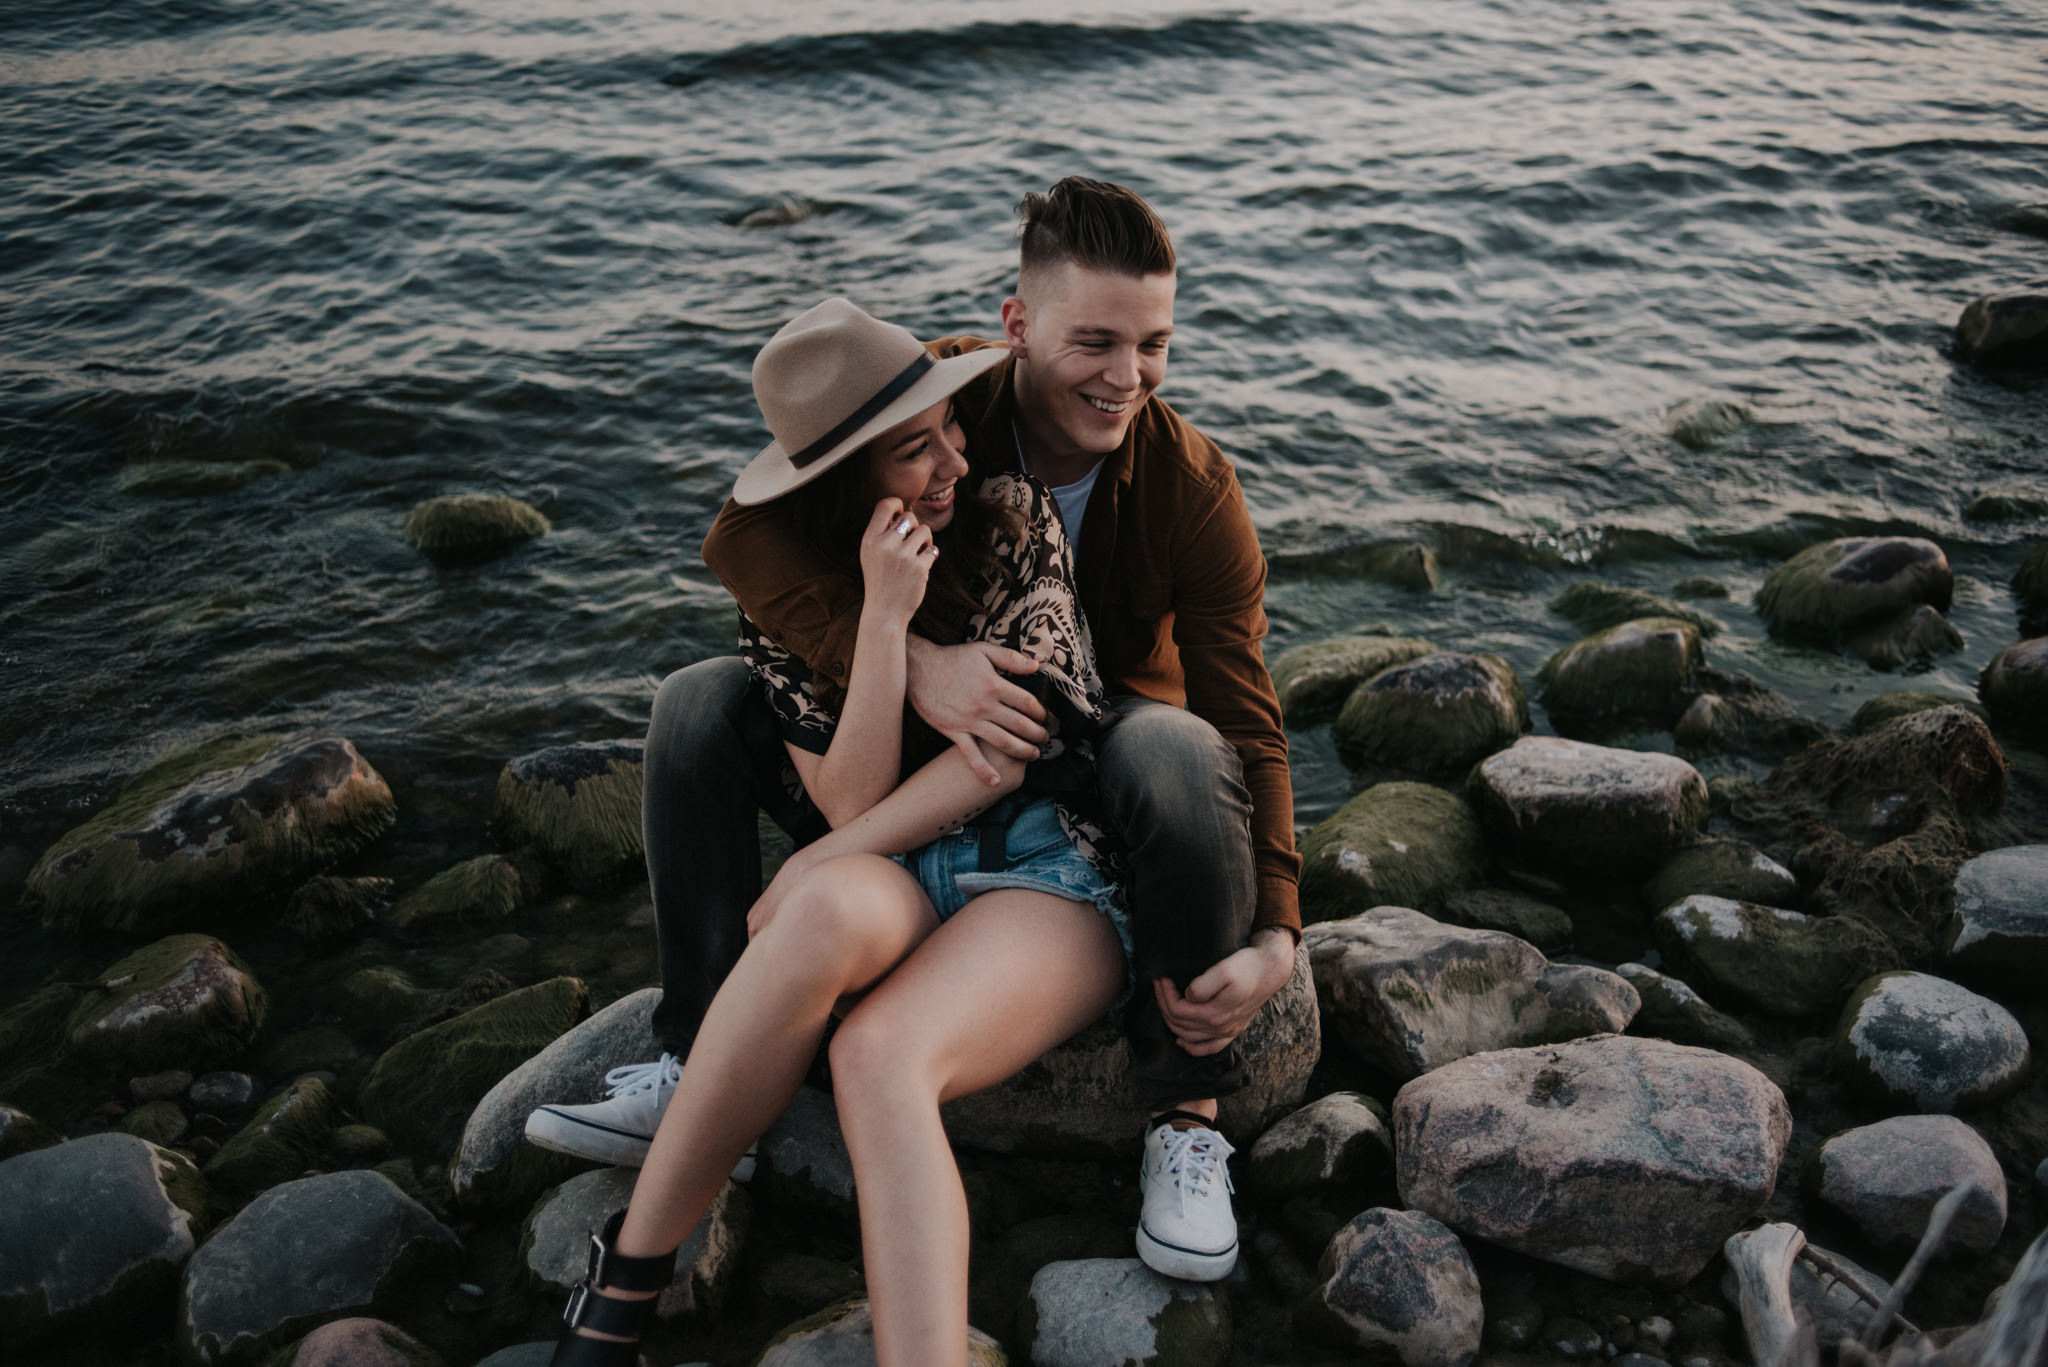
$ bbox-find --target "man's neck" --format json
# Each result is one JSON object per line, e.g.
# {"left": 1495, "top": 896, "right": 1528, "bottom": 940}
{"left": 1011, "top": 387, "right": 1109, "bottom": 489}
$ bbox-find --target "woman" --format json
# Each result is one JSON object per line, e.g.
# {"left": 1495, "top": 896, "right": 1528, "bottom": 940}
{"left": 550, "top": 298, "right": 1132, "bottom": 1367}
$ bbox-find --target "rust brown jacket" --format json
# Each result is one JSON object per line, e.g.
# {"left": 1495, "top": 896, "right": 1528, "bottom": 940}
{"left": 702, "top": 337, "right": 1301, "bottom": 939}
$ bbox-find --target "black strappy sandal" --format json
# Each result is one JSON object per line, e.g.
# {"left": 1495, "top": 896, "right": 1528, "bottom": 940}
{"left": 549, "top": 1209, "right": 676, "bottom": 1367}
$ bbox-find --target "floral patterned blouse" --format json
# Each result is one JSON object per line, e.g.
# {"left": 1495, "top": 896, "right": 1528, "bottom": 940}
{"left": 737, "top": 471, "right": 1119, "bottom": 881}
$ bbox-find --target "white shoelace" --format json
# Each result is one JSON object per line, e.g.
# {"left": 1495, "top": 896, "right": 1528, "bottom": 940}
{"left": 1159, "top": 1126, "right": 1236, "bottom": 1215}
{"left": 602, "top": 1054, "right": 682, "bottom": 1105}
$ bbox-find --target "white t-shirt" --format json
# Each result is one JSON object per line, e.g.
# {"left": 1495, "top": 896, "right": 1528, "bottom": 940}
{"left": 1014, "top": 420, "right": 1103, "bottom": 570}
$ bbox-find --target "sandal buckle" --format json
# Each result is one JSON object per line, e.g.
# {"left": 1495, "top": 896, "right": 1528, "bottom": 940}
{"left": 562, "top": 1282, "right": 591, "bottom": 1330}
{"left": 586, "top": 1227, "right": 614, "bottom": 1288}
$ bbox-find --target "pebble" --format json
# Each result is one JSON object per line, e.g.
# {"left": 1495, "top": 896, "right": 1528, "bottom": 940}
{"left": 189, "top": 1072, "right": 256, "bottom": 1110}
{"left": 131, "top": 1070, "right": 194, "bottom": 1105}
{"left": 1544, "top": 1317, "right": 1605, "bottom": 1360}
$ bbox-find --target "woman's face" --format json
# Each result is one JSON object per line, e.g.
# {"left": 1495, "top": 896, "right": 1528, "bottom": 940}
{"left": 862, "top": 398, "right": 969, "bottom": 531}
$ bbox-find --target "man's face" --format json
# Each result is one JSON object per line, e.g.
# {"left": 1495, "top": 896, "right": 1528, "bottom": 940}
{"left": 1004, "top": 261, "right": 1175, "bottom": 459}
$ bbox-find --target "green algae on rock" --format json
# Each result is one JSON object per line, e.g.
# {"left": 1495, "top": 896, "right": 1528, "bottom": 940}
{"left": 1644, "top": 838, "right": 1800, "bottom": 911}
{"left": 1753, "top": 537, "right": 1953, "bottom": 651}
{"left": 1548, "top": 582, "right": 1721, "bottom": 638}
{"left": 1964, "top": 483, "right": 2048, "bottom": 521}
{"left": 1299, "top": 782, "right": 1485, "bottom": 922}
{"left": 1268, "top": 635, "right": 1437, "bottom": 726}
{"left": 1844, "top": 602, "right": 1965, "bottom": 671}
{"left": 283, "top": 876, "right": 392, "bottom": 946}
{"left": 1537, "top": 618, "right": 1703, "bottom": 726}
{"left": 206, "top": 1076, "right": 341, "bottom": 1194}
{"left": 492, "top": 740, "right": 644, "bottom": 888}
{"left": 66, "top": 934, "right": 267, "bottom": 1072}
{"left": 1652, "top": 895, "right": 1897, "bottom": 1018}
{"left": 1979, "top": 637, "right": 2048, "bottom": 744}
{"left": 26, "top": 735, "right": 395, "bottom": 934}
{"left": 1850, "top": 690, "right": 1989, "bottom": 734}
{"left": 383, "top": 855, "right": 521, "bottom": 934}
{"left": 1436, "top": 887, "right": 1572, "bottom": 952}
{"left": 401, "top": 492, "right": 548, "bottom": 562}
{"left": 1245, "top": 1093, "right": 1393, "bottom": 1199}
{"left": 1333, "top": 652, "right": 1529, "bottom": 774}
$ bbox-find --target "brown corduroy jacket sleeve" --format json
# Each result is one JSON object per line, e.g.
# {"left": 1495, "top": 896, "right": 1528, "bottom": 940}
{"left": 702, "top": 496, "right": 862, "bottom": 688}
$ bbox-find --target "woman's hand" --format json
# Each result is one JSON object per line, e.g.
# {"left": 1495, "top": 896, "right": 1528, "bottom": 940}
{"left": 859, "top": 497, "right": 937, "bottom": 627}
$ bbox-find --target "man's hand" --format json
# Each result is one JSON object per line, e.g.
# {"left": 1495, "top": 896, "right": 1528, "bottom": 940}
{"left": 1153, "top": 927, "right": 1299, "bottom": 1057}
{"left": 905, "top": 636, "right": 1050, "bottom": 785}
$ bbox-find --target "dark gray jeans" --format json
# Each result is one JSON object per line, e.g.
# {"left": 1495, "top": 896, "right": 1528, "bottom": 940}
{"left": 643, "top": 656, "right": 1257, "bottom": 1107}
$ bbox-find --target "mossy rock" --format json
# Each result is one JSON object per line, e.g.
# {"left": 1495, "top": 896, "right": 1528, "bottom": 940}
{"left": 1436, "top": 887, "right": 1573, "bottom": 951}
{"left": 333, "top": 968, "right": 426, "bottom": 1033}
{"left": 1980, "top": 637, "right": 2048, "bottom": 743}
{"left": 402, "top": 493, "right": 548, "bottom": 562}
{"left": 1653, "top": 895, "right": 1898, "bottom": 1019}
{"left": 117, "top": 459, "right": 290, "bottom": 498}
{"left": 1644, "top": 838, "right": 1800, "bottom": 911}
{"left": 1754, "top": 538, "right": 1952, "bottom": 647}
{"left": 1964, "top": 484, "right": 2048, "bottom": 521}
{"left": 1671, "top": 575, "right": 1730, "bottom": 600}
{"left": 359, "top": 977, "right": 588, "bottom": 1157}
{"left": 1269, "top": 635, "right": 1437, "bottom": 726}
{"left": 1843, "top": 603, "right": 1965, "bottom": 671}
{"left": 1850, "top": 691, "right": 1989, "bottom": 734}
{"left": 1664, "top": 397, "right": 1753, "bottom": 450}
{"left": 492, "top": 741, "right": 644, "bottom": 888}
{"left": 26, "top": 735, "right": 395, "bottom": 934}
{"left": 1537, "top": 618, "right": 1702, "bottom": 725}
{"left": 1672, "top": 672, "right": 1828, "bottom": 761}
{"left": 2014, "top": 543, "right": 2048, "bottom": 636}
{"left": 65, "top": 934, "right": 267, "bottom": 1072}
{"left": 0, "top": 986, "right": 84, "bottom": 1117}
{"left": 283, "top": 876, "right": 391, "bottom": 947}
{"left": 207, "top": 1076, "right": 341, "bottom": 1193}
{"left": 1549, "top": 582, "right": 1720, "bottom": 638}
{"left": 1954, "top": 281, "right": 2048, "bottom": 368}
{"left": 1299, "top": 782, "right": 1485, "bottom": 923}
{"left": 383, "top": 856, "right": 521, "bottom": 934}
{"left": 1333, "top": 652, "right": 1528, "bottom": 774}
{"left": 121, "top": 1099, "right": 190, "bottom": 1148}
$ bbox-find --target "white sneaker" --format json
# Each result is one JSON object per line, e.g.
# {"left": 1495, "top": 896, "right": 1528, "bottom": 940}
{"left": 524, "top": 1054, "right": 757, "bottom": 1180}
{"left": 1135, "top": 1115, "right": 1238, "bottom": 1281}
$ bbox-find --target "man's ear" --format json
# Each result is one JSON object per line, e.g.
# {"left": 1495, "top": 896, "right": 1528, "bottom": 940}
{"left": 999, "top": 295, "right": 1028, "bottom": 357}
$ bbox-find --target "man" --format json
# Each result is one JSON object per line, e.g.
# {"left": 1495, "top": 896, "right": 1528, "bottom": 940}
{"left": 527, "top": 177, "right": 1300, "bottom": 1281}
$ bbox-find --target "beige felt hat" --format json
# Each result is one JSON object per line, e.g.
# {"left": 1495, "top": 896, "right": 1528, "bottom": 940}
{"left": 732, "top": 297, "right": 1009, "bottom": 506}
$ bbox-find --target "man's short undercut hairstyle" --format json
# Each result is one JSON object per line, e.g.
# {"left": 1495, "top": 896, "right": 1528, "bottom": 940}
{"left": 1016, "top": 177, "right": 1175, "bottom": 295}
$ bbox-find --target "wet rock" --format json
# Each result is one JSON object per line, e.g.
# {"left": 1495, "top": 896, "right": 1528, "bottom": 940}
{"left": 731, "top": 193, "right": 819, "bottom": 229}
{"left": 0, "top": 1103, "right": 61, "bottom": 1160}
{"left": 26, "top": 735, "right": 394, "bottom": 934}
{"left": 521, "top": 1166, "right": 749, "bottom": 1321}
{"left": 330, "top": 1124, "right": 391, "bottom": 1164}
{"left": 1297, "top": 1208, "right": 1481, "bottom": 1367}
{"left": 402, "top": 492, "right": 549, "bottom": 562}
{"left": 1954, "top": 280, "right": 2048, "bottom": 368}
{"left": 1965, "top": 484, "right": 2048, "bottom": 521}
{"left": 1437, "top": 887, "right": 1572, "bottom": 951}
{"left": 1834, "top": 971, "right": 2030, "bottom": 1112}
{"left": 176, "top": 1169, "right": 460, "bottom": 1367}
{"left": 2015, "top": 544, "right": 2048, "bottom": 636}
{"left": 359, "top": 977, "right": 589, "bottom": 1156}
{"left": 1652, "top": 896, "right": 1896, "bottom": 1018}
{"left": 1270, "top": 635, "right": 1437, "bottom": 725}
{"left": 943, "top": 947, "right": 1317, "bottom": 1153}
{"left": 1810, "top": 1114, "right": 2007, "bottom": 1254}
{"left": 452, "top": 986, "right": 659, "bottom": 1208}
{"left": 273, "top": 1317, "right": 444, "bottom": 1367}
{"left": 65, "top": 935, "right": 266, "bottom": 1072}
{"left": 1754, "top": 538, "right": 1953, "bottom": 651}
{"left": 383, "top": 854, "right": 522, "bottom": 934}
{"left": 1305, "top": 907, "right": 1636, "bottom": 1079}
{"left": 1299, "top": 782, "right": 1486, "bottom": 922}
{"left": 1646, "top": 839, "right": 1800, "bottom": 911}
{"left": 124, "top": 1098, "right": 189, "bottom": 1147}
{"left": 1617, "top": 963, "right": 1754, "bottom": 1051}
{"left": 1365, "top": 541, "right": 1441, "bottom": 590}
{"left": 1245, "top": 1092, "right": 1393, "bottom": 1198}
{"left": 1023, "top": 1258, "right": 1229, "bottom": 1367}
{"left": 1550, "top": 583, "right": 1722, "bottom": 638}
{"left": 493, "top": 740, "right": 645, "bottom": 888}
{"left": 262, "top": 1027, "right": 355, "bottom": 1080}
{"left": 1979, "top": 636, "right": 2048, "bottom": 743}
{"left": 206, "top": 1076, "right": 340, "bottom": 1193}
{"left": 758, "top": 1298, "right": 1006, "bottom": 1366}
{"left": 132, "top": 1068, "right": 195, "bottom": 1104}
{"left": 283, "top": 876, "right": 392, "bottom": 946}
{"left": 1671, "top": 576, "right": 1730, "bottom": 600}
{"left": 1539, "top": 618, "right": 1704, "bottom": 728}
{"left": 117, "top": 458, "right": 291, "bottom": 498}
{"left": 1944, "top": 844, "right": 2048, "bottom": 988}
{"left": 1672, "top": 674, "right": 1828, "bottom": 761}
{"left": 1394, "top": 1035, "right": 1791, "bottom": 1285}
{"left": 1664, "top": 398, "right": 1753, "bottom": 451}
{"left": 190, "top": 1071, "right": 257, "bottom": 1110}
{"left": 0, "top": 1133, "right": 209, "bottom": 1348}
{"left": 335, "top": 967, "right": 427, "bottom": 1031}
{"left": 1844, "top": 603, "right": 1964, "bottom": 671}
{"left": 1850, "top": 690, "right": 1989, "bottom": 733}
{"left": 1469, "top": 737, "right": 1709, "bottom": 882}
{"left": 1334, "top": 652, "right": 1530, "bottom": 773}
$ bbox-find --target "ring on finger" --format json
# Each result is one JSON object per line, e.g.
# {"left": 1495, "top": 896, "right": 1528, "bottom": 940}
{"left": 894, "top": 515, "right": 914, "bottom": 537}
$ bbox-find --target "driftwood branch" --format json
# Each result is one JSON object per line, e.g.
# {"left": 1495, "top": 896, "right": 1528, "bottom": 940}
{"left": 1729, "top": 1223, "right": 1809, "bottom": 1367}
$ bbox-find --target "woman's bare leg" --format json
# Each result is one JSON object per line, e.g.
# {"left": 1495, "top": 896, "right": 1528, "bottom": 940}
{"left": 827, "top": 889, "right": 1125, "bottom": 1367}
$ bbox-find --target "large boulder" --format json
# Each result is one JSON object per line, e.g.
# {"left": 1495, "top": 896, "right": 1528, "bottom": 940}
{"left": 176, "top": 1170, "right": 460, "bottom": 1367}
{"left": 1269, "top": 635, "right": 1437, "bottom": 725}
{"left": 1955, "top": 280, "right": 2048, "bottom": 367}
{"left": 26, "top": 735, "right": 394, "bottom": 933}
{"left": 206, "top": 1076, "right": 340, "bottom": 1194}
{"left": 521, "top": 1167, "right": 748, "bottom": 1321}
{"left": 1333, "top": 652, "right": 1529, "bottom": 774}
{"left": 1979, "top": 637, "right": 2048, "bottom": 744}
{"left": 1944, "top": 845, "right": 2048, "bottom": 989}
{"left": 452, "top": 987, "right": 660, "bottom": 1208}
{"left": 1834, "top": 971, "right": 2030, "bottom": 1112}
{"left": 1299, "top": 783, "right": 1486, "bottom": 923}
{"left": 1394, "top": 1035, "right": 1791, "bottom": 1285}
{"left": 402, "top": 492, "right": 549, "bottom": 562}
{"left": 1754, "top": 538, "right": 1954, "bottom": 652}
{"left": 1305, "top": 908, "right": 1637, "bottom": 1079}
{"left": 1244, "top": 1092, "right": 1393, "bottom": 1198}
{"left": 1297, "top": 1209, "right": 1482, "bottom": 1367}
{"left": 941, "top": 945, "right": 1318, "bottom": 1154}
{"left": 360, "top": 977, "right": 589, "bottom": 1157}
{"left": 1021, "top": 1258, "right": 1229, "bottom": 1367}
{"left": 1651, "top": 896, "right": 1897, "bottom": 1018}
{"left": 757, "top": 1299, "right": 1006, "bottom": 1366}
{"left": 1809, "top": 1115, "right": 2007, "bottom": 1254}
{"left": 1549, "top": 582, "right": 1720, "bottom": 638}
{"left": 65, "top": 934, "right": 267, "bottom": 1071}
{"left": 493, "top": 740, "right": 644, "bottom": 888}
{"left": 1644, "top": 838, "right": 1800, "bottom": 911}
{"left": 271, "top": 1318, "right": 444, "bottom": 1367}
{"left": 1468, "top": 737, "right": 1708, "bottom": 881}
{"left": 0, "top": 1134, "right": 209, "bottom": 1348}
{"left": 1537, "top": 618, "right": 1703, "bottom": 727}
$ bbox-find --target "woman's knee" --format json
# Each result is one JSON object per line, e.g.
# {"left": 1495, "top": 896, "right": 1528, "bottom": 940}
{"left": 773, "top": 856, "right": 916, "bottom": 954}
{"left": 828, "top": 998, "right": 929, "bottom": 1098}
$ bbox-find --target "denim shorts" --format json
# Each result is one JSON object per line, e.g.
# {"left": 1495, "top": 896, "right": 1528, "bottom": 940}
{"left": 892, "top": 797, "right": 1135, "bottom": 1008}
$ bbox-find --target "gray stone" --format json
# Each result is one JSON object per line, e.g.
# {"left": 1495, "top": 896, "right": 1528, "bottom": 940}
{"left": 1245, "top": 1092, "right": 1393, "bottom": 1198}
{"left": 1538, "top": 619, "right": 1702, "bottom": 725}
{"left": 493, "top": 740, "right": 645, "bottom": 888}
{"left": 1645, "top": 840, "right": 1800, "bottom": 912}
{"left": 1617, "top": 963, "right": 1754, "bottom": 1051}
{"left": 1395, "top": 1035, "right": 1791, "bottom": 1285}
{"left": 757, "top": 1298, "right": 1005, "bottom": 1365}
{"left": 1755, "top": 538, "right": 1954, "bottom": 649}
{"left": 402, "top": 492, "right": 549, "bottom": 561}
{"left": 274, "top": 1317, "right": 444, "bottom": 1367}
{"left": 1537, "top": 963, "right": 1643, "bottom": 1041}
{"left": 131, "top": 1069, "right": 195, "bottom": 1104}
{"left": 452, "top": 986, "right": 659, "bottom": 1208}
{"left": 1334, "top": 652, "right": 1530, "bottom": 774}
{"left": 0, "top": 1103, "right": 62, "bottom": 1160}
{"left": 1980, "top": 637, "right": 2048, "bottom": 743}
{"left": 762, "top": 1085, "right": 858, "bottom": 1217}
{"left": 66, "top": 935, "right": 266, "bottom": 1071}
{"left": 1544, "top": 1317, "right": 1605, "bottom": 1359}
{"left": 1945, "top": 845, "right": 2048, "bottom": 989}
{"left": 521, "top": 1166, "right": 748, "bottom": 1321}
{"left": 1811, "top": 1115, "right": 2007, "bottom": 1254}
{"left": 206, "top": 1076, "right": 340, "bottom": 1194}
{"left": 1834, "top": 971, "right": 2030, "bottom": 1113}
{"left": 1298, "top": 1208, "right": 1481, "bottom": 1367}
{"left": 1023, "top": 1258, "right": 1228, "bottom": 1367}
{"left": 0, "top": 1133, "right": 208, "bottom": 1347}
{"left": 191, "top": 1071, "right": 258, "bottom": 1110}
{"left": 176, "top": 1169, "right": 460, "bottom": 1367}
{"left": 1299, "top": 782, "right": 1486, "bottom": 922}
{"left": 1652, "top": 896, "right": 1897, "bottom": 1018}
{"left": 1305, "top": 907, "right": 1636, "bottom": 1079}
{"left": 1469, "top": 737, "right": 1708, "bottom": 881}
{"left": 1270, "top": 636, "right": 1437, "bottom": 726}
{"left": 1437, "top": 888, "right": 1572, "bottom": 951}
{"left": 473, "top": 1347, "right": 555, "bottom": 1367}
{"left": 1664, "top": 398, "right": 1753, "bottom": 450}
{"left": 1955, "top": 280, "right": 2048, "bottom": 367}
